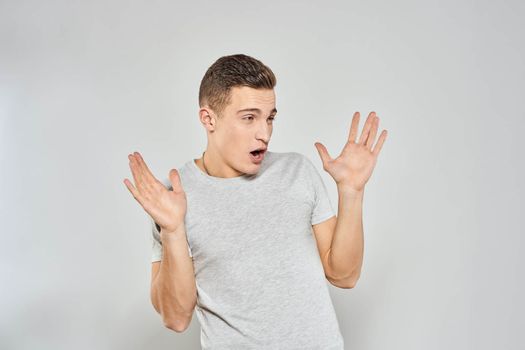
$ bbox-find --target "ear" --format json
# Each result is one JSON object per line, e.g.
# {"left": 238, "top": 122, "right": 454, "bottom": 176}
{"left": 199, "top": 107, "right": 217, "bottom": 132}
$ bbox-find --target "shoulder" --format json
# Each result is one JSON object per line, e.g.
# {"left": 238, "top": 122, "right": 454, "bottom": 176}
{"left": 267, "top": 150, "right": 308, "bottom": 168}
{"left": 266, "top": 150, "right": 321, "bottom": 175}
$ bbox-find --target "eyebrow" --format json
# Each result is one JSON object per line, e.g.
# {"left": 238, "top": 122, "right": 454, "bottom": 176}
{"left": 237, "top": 108, "right": 277, "bottom": 115}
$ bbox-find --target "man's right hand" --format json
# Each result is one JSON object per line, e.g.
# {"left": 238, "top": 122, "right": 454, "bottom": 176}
{"left": 124, "top": 151, "right": 187, "bottom": 236}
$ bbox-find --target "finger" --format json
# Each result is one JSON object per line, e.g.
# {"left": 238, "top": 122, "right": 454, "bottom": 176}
{"left": 129, "top": 153, "right": 147, "bottom": 193}
{"left": 314, "top": 142, "right": 333, "bottom": 168}
{"left": 357, "top": 111, "right": 376, "bottom": 145}
{"left": 348, "top": 111, "right": 360, "bottom": 143}
{"left": 372, "top": 130, "right": 388, "bottom": 156}
{"left": 134, "top": 151, "right": 157, "bottom": 181}
{"left": 133, "top": 152, "right": 154, "bottom": 188}
{"left": 169, "top": 169, "right": 183, "bottom": 192}
{"left": 365, "top": 116, "right": 379, "bottom": 150}
{"left": 123, "top": 177, "right": 146, "bottom": 206}
{"left": 357, "top": 111, "right": 376, "bottom": 144}
{"left": 132, "top": 152, "right": 160, "bottom": 197}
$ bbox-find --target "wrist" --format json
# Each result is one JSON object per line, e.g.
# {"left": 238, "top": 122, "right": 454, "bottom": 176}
{"left": 337, "top": 184, "right": 364, "bottom": 197}
{"left": 160, "top": 224, "right": 186, "bottom": 241}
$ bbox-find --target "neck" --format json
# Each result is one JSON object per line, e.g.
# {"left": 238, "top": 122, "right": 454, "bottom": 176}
{"left": 202, "top": 151, "right": 210, "bottom": 175}
{"left": 198, "top": 150, "right": 246, "bottom": 178}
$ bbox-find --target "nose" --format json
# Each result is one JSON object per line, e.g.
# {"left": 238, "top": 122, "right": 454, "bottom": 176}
{"left": 255, "top": 121, "right": 272, "bottom": 143}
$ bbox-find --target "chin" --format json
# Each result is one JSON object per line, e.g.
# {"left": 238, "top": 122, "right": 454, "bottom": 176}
{"left": 244, "top": 167, "right": 260, "bottom": 175}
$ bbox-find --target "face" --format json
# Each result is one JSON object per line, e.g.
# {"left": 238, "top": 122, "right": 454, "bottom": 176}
{"left": 201, "top": 86, "right": 277, "bottom": 176}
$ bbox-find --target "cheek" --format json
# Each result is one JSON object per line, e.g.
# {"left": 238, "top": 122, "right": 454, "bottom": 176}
{"left": 228, "top": 124, "right": 250, "bottom": 138}
{"left": 222, "top": 127, "right": 248, "bottom": 148}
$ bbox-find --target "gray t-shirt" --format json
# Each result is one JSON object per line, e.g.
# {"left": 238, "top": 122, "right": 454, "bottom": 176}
{"left": 151, "top": 151, "right": 344, "bottom": 349}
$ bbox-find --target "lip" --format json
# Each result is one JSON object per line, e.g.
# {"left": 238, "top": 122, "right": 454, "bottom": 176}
{"left": 249, "top": 149, "right": 266, "bottom": 164}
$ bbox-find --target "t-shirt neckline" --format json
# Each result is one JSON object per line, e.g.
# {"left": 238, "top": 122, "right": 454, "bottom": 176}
{"left": 186, "top": 151, "right": 272, "bottom": 184}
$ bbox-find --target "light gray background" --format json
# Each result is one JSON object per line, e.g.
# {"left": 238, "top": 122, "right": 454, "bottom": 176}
{"left": 1, "top": 0, "right": 523, "bottom": 349}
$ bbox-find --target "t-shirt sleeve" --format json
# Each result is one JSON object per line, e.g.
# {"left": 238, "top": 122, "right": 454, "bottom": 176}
{"left": 150, "top": 218, "right": 193, "bottom": 262}
{"left": 151, "top": 218, "right": 163, "bottom": 262}
{"left": 303, "top": 155, "right": 336, "bottom": 225}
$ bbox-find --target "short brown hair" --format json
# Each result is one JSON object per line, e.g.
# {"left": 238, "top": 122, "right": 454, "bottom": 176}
{"left": 198, "top": 54, "right": 277, "bottom": 117}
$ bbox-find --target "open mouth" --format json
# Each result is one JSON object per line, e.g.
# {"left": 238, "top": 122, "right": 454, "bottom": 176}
{"left": 249, "top": 149, "right": 266, "bottom": 162}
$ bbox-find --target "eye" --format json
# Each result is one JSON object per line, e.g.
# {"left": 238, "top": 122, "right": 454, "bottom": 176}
{"left": 243, "top": 115, "right": 255, "bottom": 121}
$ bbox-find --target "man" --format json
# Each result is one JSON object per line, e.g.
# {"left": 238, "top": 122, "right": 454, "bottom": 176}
{"left": 124, "top": 54, "right": 387, "bottom": 349}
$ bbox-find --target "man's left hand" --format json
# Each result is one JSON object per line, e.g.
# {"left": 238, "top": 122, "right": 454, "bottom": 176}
{"left": 314, "top": 111, "right": 388, "bottom": 192}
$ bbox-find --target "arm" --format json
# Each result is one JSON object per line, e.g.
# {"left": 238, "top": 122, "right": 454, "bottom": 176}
{"left": 123, "top": 151, "right": 196, "bottom": 332}
{"left": 150, "top": 225, "right": 197, "bottom": 333}
{"left": 327, "top": 186, "right": 364, "bottom": 287}
{"left": 313, "top": 111, "right": 387, "bottom": 288}
{"left": 312, "top": 186, "right": 363, "bottom": 289}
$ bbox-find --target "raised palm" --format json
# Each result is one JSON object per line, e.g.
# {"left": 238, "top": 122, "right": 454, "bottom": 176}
{"left": 314, "top": 111, "right": 387, "bottom": 192}
{"left": 124, "top": 152, "right": 187, "bottom": 234}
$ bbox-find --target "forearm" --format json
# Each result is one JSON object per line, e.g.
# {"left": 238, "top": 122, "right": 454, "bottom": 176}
{"left": 328, "top": 186, "right": 364, "bottom": 284}
{"left": 151, "top": 224, "right": 197, "bottom": 328}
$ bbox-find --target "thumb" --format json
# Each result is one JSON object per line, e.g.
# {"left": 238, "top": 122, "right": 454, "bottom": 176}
{"left": 314, "top": 142, "right": 332, "bottom": 168}
{"left": 169, "top": 169, "right": 182, "bottom": 192}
